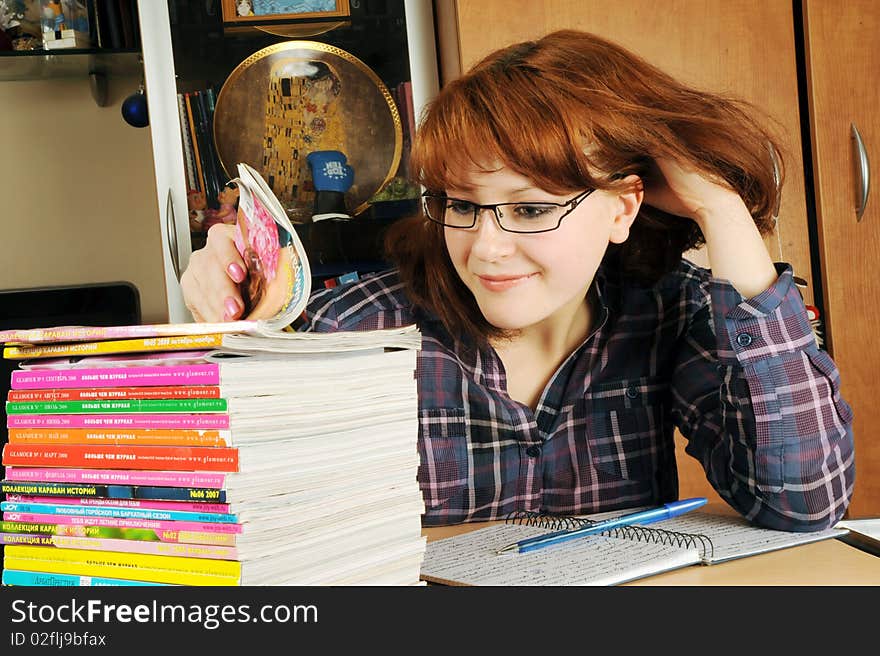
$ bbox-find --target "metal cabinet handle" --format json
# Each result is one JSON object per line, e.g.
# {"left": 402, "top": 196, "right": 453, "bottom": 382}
{"left": 851, "top": 123, "right": 870, "bottom": 221}
{"left": 165, "top": 188, "right": 181, "bottom": 280}
{"left": 768, "top": 141, "right": 782, "bottom": 219}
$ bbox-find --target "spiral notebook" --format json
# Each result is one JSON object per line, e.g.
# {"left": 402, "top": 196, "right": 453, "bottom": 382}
{"left": 420, "top": 511, "right": 848, "bottom": 586}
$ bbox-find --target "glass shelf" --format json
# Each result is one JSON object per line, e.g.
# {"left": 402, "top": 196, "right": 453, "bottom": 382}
{"left": 0, "top": 49, "right": 142, "bottom": 81}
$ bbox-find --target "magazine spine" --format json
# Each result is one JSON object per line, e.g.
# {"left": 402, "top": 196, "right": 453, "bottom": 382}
{"left": 10, "top": 364, "right": 221, "bottom": 390}
{"left": 0, "top": 534, "right": 238, "bottom": 560}
{"left": 3, "top": 553, "right": 239, "bottom": 586}
{"left": 7, "top": 398, "right": 228, "bottom": 414}
{"left": 7, "top": 428, "right": 231, "bottom": 448}
{"left": 5, "top": 494, "right": 229, "bottom": 513}
{"left": 1, "top": 480, "right": 226, "bottom": 502}
{"left": 0, "top": 321, "right": 256, "bottom": 345}
{"left": 0, "top": 520, "right": 237, "bottom": 547}
{"left": 7, "top": 413, "right": 230, "bottom": 429}
{"left": 0, "top": 501, "right": 238, "bottom": 523}
{"left": 4, "top": 545, "right": 242, "bottom": 582}
{"left": 2, "top": 569, "right": 168, "bottom": 586}
{"left": 2, "top": 444, "right": 239, "bottom": 472}
{"left": 7, "top": 386, "right": 223, "bottom": 401}
{"left": 0, "top": 501, "right": 238, "bottom": 524}
{"left": 3, "top": 334, "right": 226, "bottom": 360}
{"left": 2, "top": 512, "right": 243, "bottom": 534}
{"left": 2, "top": 467, "right": 226, "bottom": 488}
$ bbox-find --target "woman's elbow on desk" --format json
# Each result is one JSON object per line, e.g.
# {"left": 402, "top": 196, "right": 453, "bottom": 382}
{"left": 739, "top": 458, "right": 855, "bottom": 533}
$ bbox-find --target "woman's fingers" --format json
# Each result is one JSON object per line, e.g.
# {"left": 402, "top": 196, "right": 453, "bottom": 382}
{"left": 180, "top": 225, "right": 248, "bottom": 322}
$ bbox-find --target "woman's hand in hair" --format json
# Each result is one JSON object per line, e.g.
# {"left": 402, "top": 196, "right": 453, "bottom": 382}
{"left": 642, "top": 158, "right": 745, "bottom": 228}
{"left": 179, "top": 224, "right": 248, "bottom": 323}
{"left": 644, "top": 158, "right": 777, "bottom": 297}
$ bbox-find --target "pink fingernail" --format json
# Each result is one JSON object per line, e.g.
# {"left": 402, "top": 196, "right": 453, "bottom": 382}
{"left": 224, "top": 297, "right": 240, "bottom": 318}
{"left": 227, "top": 262, "right": 246, "bottom": 283}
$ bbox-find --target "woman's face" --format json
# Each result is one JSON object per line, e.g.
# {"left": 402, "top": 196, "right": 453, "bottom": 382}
{"left": 443, "top": 163, "right": 638, "bottom": 338}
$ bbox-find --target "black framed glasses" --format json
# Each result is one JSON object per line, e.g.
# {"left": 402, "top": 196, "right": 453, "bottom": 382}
{"left": 421, "top": 189, "right": 596, "bottom": 234}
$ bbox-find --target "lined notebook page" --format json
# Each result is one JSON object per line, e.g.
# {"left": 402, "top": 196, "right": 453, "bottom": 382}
{"left": 420, "top": 523, "right": 701, "bottom": 586}
{"left": 651, "top": 512, "right": 847, "bottom": 563}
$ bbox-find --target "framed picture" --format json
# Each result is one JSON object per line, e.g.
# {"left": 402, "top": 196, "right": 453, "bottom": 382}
{"left": 221, "top": 1, "right": 351, "bottom": 24}
{"left": 213, "top": 41, "right": 402, "bottom": 219}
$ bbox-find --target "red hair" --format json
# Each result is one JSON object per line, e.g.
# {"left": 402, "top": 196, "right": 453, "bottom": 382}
{"left": 386, "top": 29, "right": 784, "bottom": 345}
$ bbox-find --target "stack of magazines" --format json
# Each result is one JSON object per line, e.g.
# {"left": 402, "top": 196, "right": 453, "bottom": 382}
{"left": 0, "top": 324, "right": 425, "bottom": 586}
{"left": 0, "top": 164, "right": 426, "bottom": 586}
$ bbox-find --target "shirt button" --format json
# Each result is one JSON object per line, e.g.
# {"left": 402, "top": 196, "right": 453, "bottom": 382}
{"left": 625, "top": 385, "right": 639, "bottom": 399}
{"left": 736, "top": 332, "right": 754, "bottom": 347}
{"left": 525, "top": 445, "right": 541, "bottom": 458}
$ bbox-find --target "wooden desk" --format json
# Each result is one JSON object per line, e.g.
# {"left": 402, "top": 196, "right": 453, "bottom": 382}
{"left": 422, "top": 516, "right": 880, "bottom": 586}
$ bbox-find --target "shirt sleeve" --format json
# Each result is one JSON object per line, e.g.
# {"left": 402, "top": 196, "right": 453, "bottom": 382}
{"left": 670, "top": 263, "right": 854, "bottom": 531}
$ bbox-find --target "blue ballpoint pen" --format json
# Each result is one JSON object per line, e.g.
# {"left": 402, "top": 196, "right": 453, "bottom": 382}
{"left": 495, "top": 497, "right": 708, "bottom": 555}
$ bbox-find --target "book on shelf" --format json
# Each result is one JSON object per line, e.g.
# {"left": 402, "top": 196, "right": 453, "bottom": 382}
{"left": 195, "top": 90, "right": 225, "bottom": 208}
{"left": 115, "top": 0, "right": 135, "bottom": 49}
{"left": 420, "top": 511, "right": 849, "bottom": 586}
{"left": 96, "top": 0, "right": 121, "bottom": 49}
{"left": 177, "top": 93, "right": 199, "bottom": 194}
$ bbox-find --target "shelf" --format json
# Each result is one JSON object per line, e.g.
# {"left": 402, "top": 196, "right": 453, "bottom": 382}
{"left": 0, "top": 49, "right": 142, "bottom": 81}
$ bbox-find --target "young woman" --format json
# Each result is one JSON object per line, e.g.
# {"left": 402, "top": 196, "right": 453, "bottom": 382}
{"left": 181, "top": 30, "right": 854, "bottom": 530}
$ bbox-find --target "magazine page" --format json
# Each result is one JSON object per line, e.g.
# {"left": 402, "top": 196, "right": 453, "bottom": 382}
{"left": 0, "top": 322, "right": 257, "bottom": 346}
{"left": 232, "top": 163, "right": 311, "bottom": 331}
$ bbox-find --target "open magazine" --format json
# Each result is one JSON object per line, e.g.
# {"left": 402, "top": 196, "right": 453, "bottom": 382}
{"left": 0, "top": 161, "right": 420, "bottom": 357}
{"left": 0, "top": 164, "right": 314, "bottom": 346}
{"left": 231, "top": 163, "right": 311, "bottom": 330}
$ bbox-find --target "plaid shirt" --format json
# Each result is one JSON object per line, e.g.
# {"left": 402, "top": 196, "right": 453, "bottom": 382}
{"left": 299, "top": 260, "right": 854, "bottom": 530}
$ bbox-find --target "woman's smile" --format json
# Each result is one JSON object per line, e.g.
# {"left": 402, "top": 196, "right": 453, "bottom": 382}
{"left": 475, "top": 272, "right": 539, "bottom": 292}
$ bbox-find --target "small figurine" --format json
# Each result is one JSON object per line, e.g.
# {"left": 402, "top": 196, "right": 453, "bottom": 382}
{"left": 202, "top": 185, "right": 240, "bottom": 231}
{"left": 306, "top": 150, "right": 354, "bottom": 222}
{"left": 187, "top": 190, "right": 207, "bottom": 232}
{"left": 236, "top": 0, "right": 254, "bottom": 17}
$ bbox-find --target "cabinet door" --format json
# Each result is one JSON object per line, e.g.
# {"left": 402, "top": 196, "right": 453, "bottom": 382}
{"left": 435, "top": 0, "right": 811, "bottom": 508}
{"left": 804, "top": 0, "right": 878, "bottom": 517}
{"left": 137, "top": 0, "right": 193, "bottom": 323}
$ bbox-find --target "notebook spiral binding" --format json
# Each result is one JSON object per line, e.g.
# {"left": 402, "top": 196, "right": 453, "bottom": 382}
{"left": 504, "top": 511, "right": 715, "bottom": 560}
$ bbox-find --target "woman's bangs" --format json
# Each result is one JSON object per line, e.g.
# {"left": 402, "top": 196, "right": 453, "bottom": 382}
{"left": 415, "top": 103, "right": 508, "bottom": 192}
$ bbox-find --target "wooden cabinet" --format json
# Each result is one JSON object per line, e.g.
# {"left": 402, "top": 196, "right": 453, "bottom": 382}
{"left": 436, "top": 0, "right": 878, "bottom": 515}
{"left": 803, "top": 0, "right": 879, "bottom": 517}
{"left": 136, "top": 0, "right": 440, "bottom": 322}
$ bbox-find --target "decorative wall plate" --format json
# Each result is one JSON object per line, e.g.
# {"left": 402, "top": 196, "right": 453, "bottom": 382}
{"left": 214, "top": 40, "right": 402, "bottom": 218}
